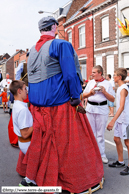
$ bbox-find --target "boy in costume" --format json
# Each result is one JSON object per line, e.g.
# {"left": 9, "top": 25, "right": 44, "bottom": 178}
{"left": 10, "top": 80, "right": 33, "bottom": 154}
{"left": 10, "top": 80, "right": 36, "bottom": 185}
{"left": 107, "top": 68, "right": 129, "bottom": 175}
{"left": 0, "top": 87, "right": 8, "bottom": 112}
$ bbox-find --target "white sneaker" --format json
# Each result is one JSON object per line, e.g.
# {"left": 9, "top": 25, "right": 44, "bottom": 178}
{"left": 102, "top": 157, "right": 108, "bottom": 164}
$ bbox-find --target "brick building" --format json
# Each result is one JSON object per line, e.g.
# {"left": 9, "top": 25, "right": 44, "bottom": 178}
{"left": 14, "top": 49, "right": 29, "bottom": 79}
{"left": 64, "top": 0, "right": 94, "bottom": 80}
{"left": 4, "top": 50, "right": 24, "bottom": 80}
{"left": 0, "top": 53, "right": 10, "bottom": 75}
{"left": 54, "top": 0, "right": 94, "bottom": 80}
{"left": 54, "top": 0, "right": 118, "bottom": 79}
{"left": 8, "top": 49, "right": 26, "bottom": 80}
{"left": 53, "top": 1, "right": 72, "bottom": 39}
{"left": 0, "top": 49, "right": 29, "bottom": 80}
{"left": 19, "top": 49, "right": 29, "bottom": 63}
{"left": 93, "top": 0, "right": 118, "bottom": 79}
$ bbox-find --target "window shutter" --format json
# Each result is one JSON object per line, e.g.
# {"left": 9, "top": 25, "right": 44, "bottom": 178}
{"left": 96, "top": 56, "right": 102, "bottom": 66}
{"left": 79, "top": 59, "right": 87, "bottom": 80}
{"left": 123, "top": 53, "right": 129, "bottom": 69}
{"left": 79, "top": 25, "right": 85, "bottom": 47}
{"left": 102, "top": 16, "right": 109, "bottom": 41}
{"left": 68, "top": 31, "right": 72, "bottom": 44}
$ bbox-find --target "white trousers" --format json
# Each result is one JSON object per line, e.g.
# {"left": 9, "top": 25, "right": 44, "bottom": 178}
{"left": 18, "top": 141, "right": 30, "bottom": 154}
{"left": 86, "top": 112, "right": 108, "bottom": 158}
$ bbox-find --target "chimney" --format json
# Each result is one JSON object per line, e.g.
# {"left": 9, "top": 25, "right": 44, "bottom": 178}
{"left": 59, "top": 8, "right": 63, "bottom": 15}
{"left": 16, "top": 49, "right": 19, "bottom": 52}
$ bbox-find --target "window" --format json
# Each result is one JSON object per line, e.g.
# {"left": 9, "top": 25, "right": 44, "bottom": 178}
{"left": 79, "top": 59, "right": 87, "bottom": 80}
{"left": 68, "top": 31, "right": 72, "bottom": 44}
{"left": 17, "top": 60, "right": 19, "bottom": 67}
{"left": 96, "top": 56, "right": 102, "bottom": 66}
{"left": 14, "top": 62, "right": 17, "bottom": 68}
{"left": 15, "top": 61, "right": 19, "bottom": 68}
{"left": 106, "top": 55, "right": 114, "bottom": 79}
{"left": 102, "top": 16, "right": 109, "bottom": 41}
{"left": 123, "top": 53, "right": 129, "bottom": 69}
{"left": 79, "top": 25, "right": 85, "bottom": 48}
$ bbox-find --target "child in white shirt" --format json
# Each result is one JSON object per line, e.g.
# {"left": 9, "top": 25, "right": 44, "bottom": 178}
{"left": 107, "top": 68, "right": 129, "bottom": 176}
{"left": 9, "top": 80, "right": 37, "bottom": 186}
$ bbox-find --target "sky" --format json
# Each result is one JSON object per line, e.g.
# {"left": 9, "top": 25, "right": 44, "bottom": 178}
{"left": 0, "top": 0, "right": 70, "bottom": 56}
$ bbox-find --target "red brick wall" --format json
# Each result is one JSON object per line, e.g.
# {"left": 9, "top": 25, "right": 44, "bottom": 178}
{"left": 14, "top": 52, "right": 21, "bottom": 66}
{"left": 6, "top": 57, "right": 14, "bottom": 80}
{"left": 6, "top": 50, "right": 24, "bottom": 80}
{"left": 20, "top": 50, "right": 29, "bottom": 63}
{"left": 65, "top": 14, "right": 94, "bottom": 79}
{"left": 57, "top": 18, "right": 66, "bottom": 39}
{"left": 19, "top": 53, "right": 26, "bottom": 63}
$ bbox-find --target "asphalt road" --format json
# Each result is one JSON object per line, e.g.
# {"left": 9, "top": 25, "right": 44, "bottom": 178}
{"left": 0, "top": 107, "right": 129, "bottom": 194}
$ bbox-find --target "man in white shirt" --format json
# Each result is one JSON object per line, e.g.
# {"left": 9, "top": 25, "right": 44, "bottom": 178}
{"left": 82, "top": 65, "right": 115, "bottom": 164}
{"left": 106, "top": 74, "right": 115, "bottom": 117}
{"left": 0, "top": 73, "right": 12, "bottom": 108}
{"left": 0, "top": 73, "right": 12, "bottom": 91}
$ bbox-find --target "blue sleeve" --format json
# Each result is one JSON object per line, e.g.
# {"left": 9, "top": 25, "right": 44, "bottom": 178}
{"left": 49, "top": 40, "right": 82, "bottom": 98}
{"left": 15, "top": 63, "right": 23, "bottom": 80}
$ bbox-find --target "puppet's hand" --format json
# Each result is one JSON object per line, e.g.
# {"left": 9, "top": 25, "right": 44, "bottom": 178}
{"left": 70, "top": 98, "right": 81, "bottom": 106}
{"left": 76, "top": 106, "right": 86, "bottom": 114}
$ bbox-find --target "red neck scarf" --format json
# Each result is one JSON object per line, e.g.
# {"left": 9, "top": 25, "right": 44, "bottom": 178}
{"left": 35, "top": 35, "right": 55, "bottom": 52}
{"left": 95, "top": 77, "right": 105, "bottom": 82}
{"left": 94, "top": 77, "right": 105, "bottom": 88}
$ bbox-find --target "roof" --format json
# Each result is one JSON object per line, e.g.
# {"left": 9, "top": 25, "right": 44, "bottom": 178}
{"left": 83, "top": 0, "right": 108, "bottom": 10}
{"left": 68, "top": 0, "right": 93, "bottom": 21}
{"left": 3, "top": 50, "right": 23, "bottom": 64}
{"left": 53, "top": 0, "right": 72, "bottom": 19}
{"left": 0, "top": 59, "right": 8, "bottom": 65}
{"left": 61, "top": 1, "right": 72, "bottom": 16}
{"left": 64, "top": 0, "right": 115, "bottom": 26}
{"left": 0, "top": 53, "right": 10, "bottom": 60}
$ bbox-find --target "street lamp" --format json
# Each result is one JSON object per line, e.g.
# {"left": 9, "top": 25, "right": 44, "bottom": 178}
{"left": 38, "top": 10, "right": 54, "bottom": 15}
{"left": 38, "top": 10, "right": 58, "bottom": 19}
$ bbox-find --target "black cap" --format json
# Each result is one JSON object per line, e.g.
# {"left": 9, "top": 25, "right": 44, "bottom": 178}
{"left": 38, "top": 16, "right": 59, "bottom": 31}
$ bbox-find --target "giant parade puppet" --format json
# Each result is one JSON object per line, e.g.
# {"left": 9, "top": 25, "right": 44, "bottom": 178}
{"left": 16, "top": 16, "right": 104, "bottom": 193}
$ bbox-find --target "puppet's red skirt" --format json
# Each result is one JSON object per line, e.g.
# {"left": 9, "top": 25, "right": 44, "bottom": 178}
{"left": 16, "top": 102, "right": 104, "bottom": 193}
